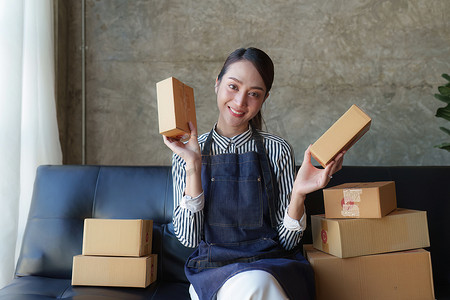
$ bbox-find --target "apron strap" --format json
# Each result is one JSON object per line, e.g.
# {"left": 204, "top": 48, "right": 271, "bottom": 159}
{"left": 252, "top": 128, "right": 278, "bottom": 229}
{"left": 201, "top": 128, "right": 215, "bottom": 156}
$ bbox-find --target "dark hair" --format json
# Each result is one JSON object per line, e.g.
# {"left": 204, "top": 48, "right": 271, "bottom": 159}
{"left": 217, "top": 47, "right": 274, "bottom": 130}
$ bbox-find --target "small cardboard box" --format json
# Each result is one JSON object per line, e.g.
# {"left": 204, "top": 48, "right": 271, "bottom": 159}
{"left": 323, "top": 181, "right": 397, "bottom": 219}
{"left": 310, "top": 104, "right": 371, "bottom": 167}
{"left": 72, "top": 254, "right": 157, "bottom": 288}
{"left": 82, "top": 219, "right": 153, "bottom": 257}
{"left": 156, "top": 76, "right": 197, "bottom": 141}
{"left": 304, "top": 245, "right": 434, "bottom": 300}
{"left": 311, "top": 209, "right": 430, "bottom": 258}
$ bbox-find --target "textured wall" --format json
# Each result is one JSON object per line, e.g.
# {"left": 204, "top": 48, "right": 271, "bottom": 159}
{"left": 60, "top": 0, "right": 450, "bottom": 166}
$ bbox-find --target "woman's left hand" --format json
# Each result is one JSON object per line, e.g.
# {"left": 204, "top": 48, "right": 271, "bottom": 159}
{"left": 292, "top": 145, "right": 345, "bottom": 198}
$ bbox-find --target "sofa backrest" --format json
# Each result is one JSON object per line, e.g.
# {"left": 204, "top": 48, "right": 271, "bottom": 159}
{"left": 15, "top": 165, "right": 194, "bottom": 283}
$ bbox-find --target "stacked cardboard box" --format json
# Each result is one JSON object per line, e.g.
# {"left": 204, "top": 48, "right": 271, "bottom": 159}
{"left": 307, "top": 182, "right": 434, "bottom": 300}
{"left": 304, "top": 245, "right": 434, "bottom": 300}
{"left": 72, "top": 219, "right": 157, "bottom": 288}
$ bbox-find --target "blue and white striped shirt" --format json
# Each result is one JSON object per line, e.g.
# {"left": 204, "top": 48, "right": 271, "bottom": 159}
{"left": 172, "top": 125, "right": 306, "bottom": 250}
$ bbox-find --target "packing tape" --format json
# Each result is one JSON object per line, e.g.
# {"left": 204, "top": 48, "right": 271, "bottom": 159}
{"left": 320, "top": 219, "right": 329, "bottom": 253}
{"left": 182, "top": 84, "right": 190, "bottom": 120}
{"left": 182, "top": 84, "right": 190, "bottom": 140}
{"left": 341, "top": 188, "right": 363, "bottom": 217}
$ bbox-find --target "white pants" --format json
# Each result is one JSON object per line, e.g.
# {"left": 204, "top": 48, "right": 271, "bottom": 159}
{"left": 189, "top": 270, "right": 289, "bottom": 300}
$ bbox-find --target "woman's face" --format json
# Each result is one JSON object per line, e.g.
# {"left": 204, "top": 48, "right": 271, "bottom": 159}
{"left": 215, "top": 60, "right": 268, "bottom": 137}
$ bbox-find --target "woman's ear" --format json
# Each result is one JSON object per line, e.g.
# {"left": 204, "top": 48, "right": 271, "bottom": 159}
{"left": 215, "top": 78, "right": 219, "bottom": 94}
{"left": 263, "top": 92, "right": 270, "bottom": 103}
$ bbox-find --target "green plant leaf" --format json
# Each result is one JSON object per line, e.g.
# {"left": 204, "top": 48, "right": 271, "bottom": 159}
{"left": 440, "top": 127, "right": 450, "bottom": 136}
{"left": 433, "top": 74, "right": 450, "bottom": 153}
{"left": 434, "top": 142, "right": 450, "bottom": 152}
{"left": 438, "top": 86, "right": 450, "bottom": 96}
{"left": 436, "top": 105, "right": 450, "bottom": 121}
{"left": 434, "top": 93, "right": 450, "bottom": 103}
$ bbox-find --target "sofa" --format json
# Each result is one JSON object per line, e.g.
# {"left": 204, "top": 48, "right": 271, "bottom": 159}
{"left": 0, "top": 165, "right": 449, "bottom": 299}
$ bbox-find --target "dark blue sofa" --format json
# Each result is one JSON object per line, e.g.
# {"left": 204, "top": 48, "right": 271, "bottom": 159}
{"left": 0, "top": 165, "right": 449, "bottom": 299}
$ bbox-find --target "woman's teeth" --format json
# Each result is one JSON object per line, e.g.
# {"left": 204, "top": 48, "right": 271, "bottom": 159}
{"left": 230, "top": 107, "right": 244, "bottom": 115}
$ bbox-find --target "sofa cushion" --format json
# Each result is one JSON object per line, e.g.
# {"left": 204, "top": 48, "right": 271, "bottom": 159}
{"left": 0, "top": 276, "right": 72, "bottom": 299}
{"left": 0, "top": 275, "right": 190, "bottom": 299}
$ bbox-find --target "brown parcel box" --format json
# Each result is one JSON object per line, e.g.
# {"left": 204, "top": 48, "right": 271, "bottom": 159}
{"left": 72, "top": 254, "right": 157, "bottom": 288}
{"left": 82, "top": 219, "right": 153, "bottom": 257}
{"left": 312, "top": 209, "right": 430, "bottom": 258}
{"left": 156, "top": 77, "right": 197, "bottom": 141}
{"left": 310, "top": 104, "right": 371, "bottom": 167}
{"left": 304, "top": 245, "right": 434, "bottom": 300}
{"left": 323, "top": 181, "right": 397, "bottom": 219}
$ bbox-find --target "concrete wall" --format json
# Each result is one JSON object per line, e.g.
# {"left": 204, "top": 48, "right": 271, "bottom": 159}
{"left": 58, "top": 0, "right": 450, "bottom": 166}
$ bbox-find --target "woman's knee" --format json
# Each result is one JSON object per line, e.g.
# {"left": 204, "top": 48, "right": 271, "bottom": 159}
{"left": 217, "top": 270, "right": 288, "bottom": 300}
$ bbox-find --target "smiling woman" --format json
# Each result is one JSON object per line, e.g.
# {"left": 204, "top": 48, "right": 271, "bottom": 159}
{"left": 163, "top": 47, "right": 344, "bottom": 300}
{"left": 215, "top": 48, "right": 274, "bottom": 134}
{"left": 215, "top": 60, "right": 269, "bottom": 138}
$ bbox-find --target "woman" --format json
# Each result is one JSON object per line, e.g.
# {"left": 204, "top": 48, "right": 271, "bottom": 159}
{"left": 163, "top": 47, "right": 344, "bottom": 300}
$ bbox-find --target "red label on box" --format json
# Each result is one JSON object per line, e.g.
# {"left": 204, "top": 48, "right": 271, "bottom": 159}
{"left": 321, "top": 229, "right": 328, "bottom": 244}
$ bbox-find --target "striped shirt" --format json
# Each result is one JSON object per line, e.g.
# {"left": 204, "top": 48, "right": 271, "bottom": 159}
{"left": 172, "top": 125, "right": 306, "bottom": 250}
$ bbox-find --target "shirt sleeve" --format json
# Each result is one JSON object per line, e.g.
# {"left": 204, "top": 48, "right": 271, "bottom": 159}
{"left": 283, "top": 206, "right": 307, "bottom": 231}
{"left": 171, "top": 153, "right": 204, "bottom": 248}
{"left": 272, "top": 141, "right": 305, "bottom": 250}
{"left": 180, "top": 192, "right": 205, "bottom": 212}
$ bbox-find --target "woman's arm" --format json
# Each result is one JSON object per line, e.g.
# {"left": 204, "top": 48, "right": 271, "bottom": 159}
{"left": 163, "top": 122, "right": 203, "bottom": 198}
{"left": 275, "top": 142, "right": 344, "bottom": 250}
{"left": 164, "top": 122, "right": 204, "bottom": 248}
{"left": 171, "top": 153, "right": 204, "bottom": 248}
{"left": 273, "top": 142, "right": 304, "bottom": 250}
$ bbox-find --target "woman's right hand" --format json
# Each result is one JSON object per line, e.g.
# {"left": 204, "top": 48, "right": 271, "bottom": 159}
{"left": 163, "top": 121, "right": 201, "bottom": 167}
{"left": 164, "top": 121, "right": 203, "bottom": 198}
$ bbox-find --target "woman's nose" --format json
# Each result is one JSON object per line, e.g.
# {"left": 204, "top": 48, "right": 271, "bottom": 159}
{"left": 234, "top": 92, "right": 247, "bottom": 107}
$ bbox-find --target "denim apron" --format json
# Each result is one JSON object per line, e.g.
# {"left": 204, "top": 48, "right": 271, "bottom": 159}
{"left": 185, "top": 128, "right": 315, "bottom": 300}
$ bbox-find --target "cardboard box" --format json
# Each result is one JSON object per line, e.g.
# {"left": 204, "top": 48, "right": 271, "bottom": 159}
{"left": 156, "top": 77, "right": 197, "bottom": 141}
{"left": 82, "top": 219, "right": 153, "bottom": 257}
{"left": 311, "top": 209, "right": 430, "bottom": 258}
{"left": 304, "top": 245, "right": 434, "bottom": 300}
{"left": 310, "top": 104, "right": 371, "bottom": 167}
{"left": 72, "top": 254, "right": 157, "bottom": 288}
{"left": 323, "top": 181, "right": 397, "bottom": 219}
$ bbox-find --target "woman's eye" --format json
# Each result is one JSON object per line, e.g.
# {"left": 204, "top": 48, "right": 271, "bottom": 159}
{"left": 228, "top": 84, "right": 237, "bottom": 90}
{"left": 249, "top": 92, "right": 260, "bottom": 98}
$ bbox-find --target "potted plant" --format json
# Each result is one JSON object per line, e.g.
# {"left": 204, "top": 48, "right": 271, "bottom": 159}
{"left": 434, "top": 73, "right": 450, "bottom": 152}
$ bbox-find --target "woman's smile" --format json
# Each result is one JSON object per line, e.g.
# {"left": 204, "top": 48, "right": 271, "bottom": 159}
{"left": 228, "top": 106, "right": 245, "bottom": 117}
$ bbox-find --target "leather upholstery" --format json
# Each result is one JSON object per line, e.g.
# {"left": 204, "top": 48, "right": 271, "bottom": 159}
{"left": 0, "top": 165, "right": 449, "bottom": 299}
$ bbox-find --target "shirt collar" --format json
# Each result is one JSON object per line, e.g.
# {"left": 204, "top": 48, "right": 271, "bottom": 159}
{"left": 211, "top": 124, "right": 253, "bottom": 151}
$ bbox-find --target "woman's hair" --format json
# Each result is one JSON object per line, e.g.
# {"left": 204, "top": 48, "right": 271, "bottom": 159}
{"left": 217, "top": 47, "right": 274, "bottom": 130}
